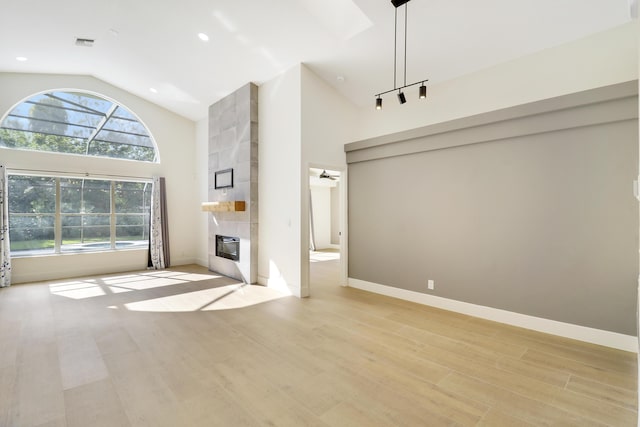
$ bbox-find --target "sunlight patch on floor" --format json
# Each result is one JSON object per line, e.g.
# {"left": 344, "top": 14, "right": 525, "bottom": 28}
{"left": 107, "top": 277, "right": 185, "bottom": 291}
{"left": 49, "top": 269, "right": 222, "bottom": 300}
{"left": 48, "top": 281, "right": 107, "bottom": 299}
{"left": 124, "top": 283, "right": 288, "bottom": 312}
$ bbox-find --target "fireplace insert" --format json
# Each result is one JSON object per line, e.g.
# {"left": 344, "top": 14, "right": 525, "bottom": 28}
{"left": 216, "top": 235, "right": 240, "bottom": 261}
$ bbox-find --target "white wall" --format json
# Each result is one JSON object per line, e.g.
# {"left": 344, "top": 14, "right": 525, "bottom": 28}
{"left": 195, "top": 117, "right": 209, "bottom": 267}
{"left": 300, "top": 64, "right": 358, "bottom": 291}
{"left": 258, "top": 65, "right": 303, "bottom": 296}
{"left": 355, "top": 22, "right": 638, "bottom": 141}
{"left": 310, "top": 185, "right": 332, "bottom": 249}
{"left": 0, "top": 73, "right": 197, "bottom": 283}
{"left": 300, "top": 65, "right": 358, "bottom": 166}
{"left": 257, "top": 64, "right": 357, "bottom": 296}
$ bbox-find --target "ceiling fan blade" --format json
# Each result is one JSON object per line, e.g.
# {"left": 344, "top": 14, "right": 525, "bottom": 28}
{"left": 319, "top": 169, "right": 338, "bottom": 180}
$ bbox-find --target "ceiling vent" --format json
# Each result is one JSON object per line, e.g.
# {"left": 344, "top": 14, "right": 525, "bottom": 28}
{"left": 74, "top": 37, "right": 95, "bottom": 47}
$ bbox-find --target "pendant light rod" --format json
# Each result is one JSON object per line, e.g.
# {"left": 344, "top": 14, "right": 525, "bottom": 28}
{"left": 394, "top": 7, "right": 397, "bottom": 89}
{"left": 375, "top": 80, "right": 427, "bottom": 98}
{"left": 404, "top": 1, "right": 408, "bottom": 87}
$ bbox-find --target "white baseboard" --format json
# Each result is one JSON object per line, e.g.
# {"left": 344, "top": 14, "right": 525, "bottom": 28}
{"left": 169, "top": 257, "right": 198, "bottom": 267}
{"left": 348, "top": 278, "right": 638, "bottom": 353}
{"left": 258, "top": 275, "right": 296, "bottom": 297}
{"left": 193, "top": 257, "right": 209, "bottom": 268}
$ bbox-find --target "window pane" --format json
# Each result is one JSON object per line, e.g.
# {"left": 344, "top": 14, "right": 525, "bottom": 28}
{"left": 9, "top": 174, "right": 150, "bottom": 256}
{"left": 115, "top": 182, "right": 150, "bottom": 213}
{"left": 88, "top": 141, "right": 156, "bottom": 162}
{"left": 8, "top": 175, "right": 56, "bottom": 213}
{"left": 82, "top": 180, "right": 110, "bottom": 213}
{"left": 115, "top": 181, "right": 150, "bottom": 248}
{"left": 116, "top": 214, "right": 148, "bottom": 245}
{"left": 61, "top": 222, "right": 81, "bottom": 248}
{"left": 8, "top": 214, "right": 55, "bottom": 255}
{"left": 8, "top": 175, "right": 56, "bottom": 256}
{"left": 116, "top": 214, "right": 144, "bottom": 226}
{"left": 104, "top": 116, "right": 148, "bottom": 136}
{"left": 60, "top": 178, "right": 82, "bottom": 213}
{"left": 83, "top": 215, "right": 110, "bottom": 227}
{"left": 61, "top": 178, "right": 111, "bottom": 213}
{"left": 61, "top": 214, "right": 81, "bottom": 247}
{"left": 0, "top": 91, "right": 158, "bottom": 162}
{"left": 61, "top": 214, "right": 111, "bottom": 252}
{"left": 61, "top": 215, "right": 81, "bottom": 227}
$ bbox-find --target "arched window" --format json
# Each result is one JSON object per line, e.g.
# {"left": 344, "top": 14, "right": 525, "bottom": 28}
{"left": 0, "top": 90, "right": 158, "bottom": 162}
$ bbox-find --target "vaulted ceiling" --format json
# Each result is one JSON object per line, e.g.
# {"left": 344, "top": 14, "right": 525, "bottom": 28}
{"left": 0, "top": 0, "right": 633, "bottom": 121}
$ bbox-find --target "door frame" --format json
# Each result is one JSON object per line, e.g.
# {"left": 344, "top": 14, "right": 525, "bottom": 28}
{"left": 305, "top": 163, "right": 348, "bottom": 293}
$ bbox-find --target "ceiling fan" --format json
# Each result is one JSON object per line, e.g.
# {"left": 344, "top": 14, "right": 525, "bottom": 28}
{"left": 319, "top": 170, "right": 339, "bottom": 180}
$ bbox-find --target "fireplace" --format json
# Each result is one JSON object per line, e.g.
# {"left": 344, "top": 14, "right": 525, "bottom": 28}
{"left": 216, "top": 235, "right": 240, "bottom": 261}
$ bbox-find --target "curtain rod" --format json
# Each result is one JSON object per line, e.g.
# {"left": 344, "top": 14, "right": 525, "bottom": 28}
{"left": 6, "top": 167, "right": 153, "bottom": 182}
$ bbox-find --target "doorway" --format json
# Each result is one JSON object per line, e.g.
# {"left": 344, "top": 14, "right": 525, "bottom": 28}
{"left": 308, "top": 167, "right": 346, "bottom": 293}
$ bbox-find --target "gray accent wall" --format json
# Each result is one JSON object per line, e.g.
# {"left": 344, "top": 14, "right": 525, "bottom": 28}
{"left": 331, "top": 183, "right": 340, "bottom": 245}
{"left": 208, "top": 83, "right": 258, "bottom": 283}
{"left": 346, "top": 81, "right": 639, "bottom": 335}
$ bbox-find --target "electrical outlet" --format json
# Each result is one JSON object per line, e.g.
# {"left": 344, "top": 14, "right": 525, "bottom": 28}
{"left": 428, "top": 279, "right": 435, "bottom": 290}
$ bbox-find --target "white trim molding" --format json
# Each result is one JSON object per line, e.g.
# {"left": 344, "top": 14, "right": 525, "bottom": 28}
{"left": 348, "top": 278, "right": 638, "bottom": 353}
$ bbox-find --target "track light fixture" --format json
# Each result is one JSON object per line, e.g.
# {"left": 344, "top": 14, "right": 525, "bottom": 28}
{"left": 374, "top": 0, "right": 428, "bottom": 110}
{"left": 376, "top": 96, "right": 383, "bottom": 110}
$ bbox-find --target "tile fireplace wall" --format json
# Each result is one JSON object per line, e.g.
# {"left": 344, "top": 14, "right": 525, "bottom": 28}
{"left": 208, "top": 83, "right": 258, "bottom": 283}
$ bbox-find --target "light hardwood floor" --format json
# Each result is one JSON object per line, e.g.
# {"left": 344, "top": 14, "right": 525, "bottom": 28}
{"left": 0, "top": 253, "right": 637, "bottom": 426}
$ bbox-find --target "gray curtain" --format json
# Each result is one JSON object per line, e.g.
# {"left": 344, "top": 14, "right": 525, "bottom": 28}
{"left": 149, "top": 176, "right": 170, "bottom": 269}
{"left": 0, "top": 165, "right": 11, "bottom": 287}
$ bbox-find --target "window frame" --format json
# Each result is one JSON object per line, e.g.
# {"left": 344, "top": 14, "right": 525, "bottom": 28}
{"left": 8, "top": 172, "right": 152, "bottom": 257}
{"left": 0, "top": 89, "right": 160, "bottom": 163}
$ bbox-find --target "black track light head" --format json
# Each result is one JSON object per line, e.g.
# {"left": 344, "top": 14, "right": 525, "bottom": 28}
{"left": 376, "top": 97, "right": 383, "bottom": 110}
{"left": 419, "top": 83, "right": 427, "bottom": 99}
{"left": 397, "top": 91, "right": 407, "bottom": 104}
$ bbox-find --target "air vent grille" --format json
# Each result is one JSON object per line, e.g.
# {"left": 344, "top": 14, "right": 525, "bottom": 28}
{"left": 74, "top": 38, "right": 95, "bottom": 47}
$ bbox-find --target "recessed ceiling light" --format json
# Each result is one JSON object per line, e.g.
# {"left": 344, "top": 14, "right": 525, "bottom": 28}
{"left": 198, "top": 33, "right": 209, "bottom": 42}
{"left": 16, "top": 56, "right": 28, "bottom": 61}
{"left": 336, "top": 75, "right": 345, "bottom": 83}
{"left": 149, "top": 88, "right": 158, "bottom": 94}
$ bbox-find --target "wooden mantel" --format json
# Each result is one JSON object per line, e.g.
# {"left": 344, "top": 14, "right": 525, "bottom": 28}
{"left": 201, "top": 201, "right": 246, "bottom": 212}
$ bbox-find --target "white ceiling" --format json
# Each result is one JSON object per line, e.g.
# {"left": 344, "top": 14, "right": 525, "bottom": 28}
{"left": 0, "top": 0, "right": 633, "bottom": 121}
